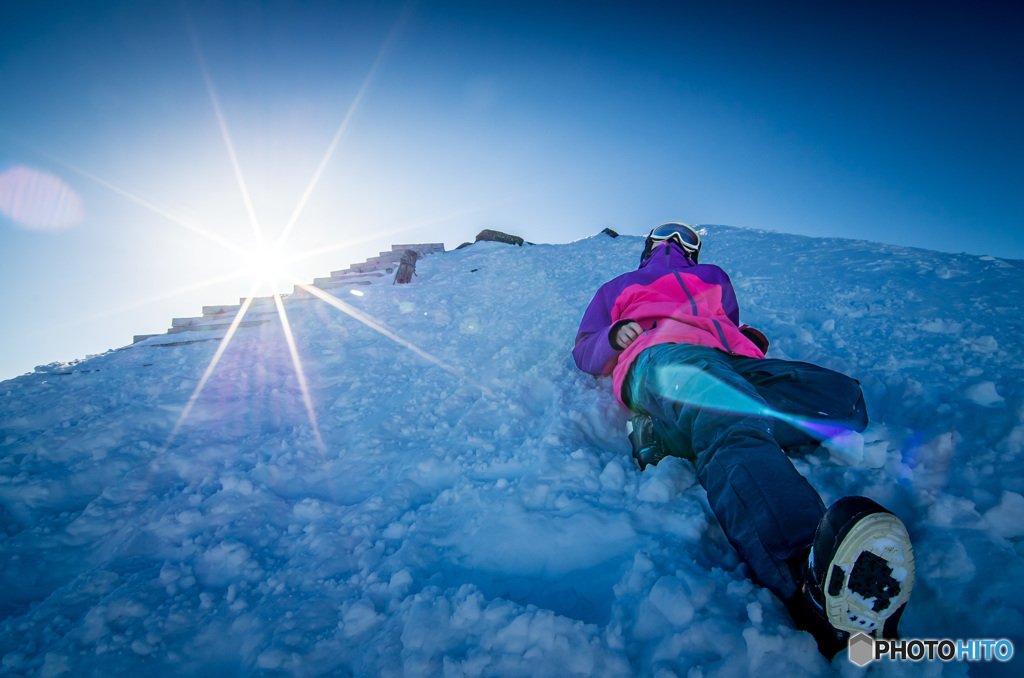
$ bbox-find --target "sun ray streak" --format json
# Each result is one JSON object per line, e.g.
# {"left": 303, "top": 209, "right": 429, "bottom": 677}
{"left": 275, "top": 5, "right": 412, "bottom": 250}
{"left": 78, "top": 268, "right": 250, "bottom": 324}
{"left": 186, "top": 18, "right": 264, "bottom": 246}
{"left": 12, "top": 137, "right": 246, "bottom": 256}
{"left": 271, "top": 280, "right": 326, "bottom": 452}
{"left": 163, "top": 282, "right": 261, "bottom": 450}
{"left": 292, "top": 280, "right": 490, "bottom": 394}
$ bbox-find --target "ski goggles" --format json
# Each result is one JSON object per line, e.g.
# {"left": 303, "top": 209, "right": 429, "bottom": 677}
{"left": 648, "top": 222, "right": 701, "bottom": 254}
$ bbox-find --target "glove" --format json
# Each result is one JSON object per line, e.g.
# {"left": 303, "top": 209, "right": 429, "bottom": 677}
{"left": 740, "top": 325, "right": 770, "bottom": 354}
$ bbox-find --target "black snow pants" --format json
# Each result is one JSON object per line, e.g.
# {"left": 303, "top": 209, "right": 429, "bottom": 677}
{"left": 626, "top": 343, "right": 868, "bottom": 601}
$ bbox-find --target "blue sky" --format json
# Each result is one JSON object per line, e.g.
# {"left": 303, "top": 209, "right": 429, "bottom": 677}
{"left": 1, "top": 0, "right": 1021, "bottom": 381}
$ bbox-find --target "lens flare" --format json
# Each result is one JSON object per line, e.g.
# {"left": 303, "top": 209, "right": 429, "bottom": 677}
{"left": 0, "top": 166, "right": 84, "bottom": 230}
{"left": 652, "top": 364, "right": 858, "bottom": 443}
{"left": 12, "top": 139, "right": 245, "bottom": 255}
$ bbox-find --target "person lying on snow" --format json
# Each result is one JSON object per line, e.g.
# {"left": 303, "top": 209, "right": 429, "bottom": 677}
{"left": 572, "top": 222, "right": 915, "bottom": 659}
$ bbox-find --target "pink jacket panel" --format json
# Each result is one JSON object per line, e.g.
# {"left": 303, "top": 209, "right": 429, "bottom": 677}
{"left": 573, "top": 242, "right": 764, "bottom": 406}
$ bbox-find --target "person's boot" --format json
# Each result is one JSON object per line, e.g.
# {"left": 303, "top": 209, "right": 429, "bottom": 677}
{"left": 787, "top": 496, "right": 915, "bottom": 660}
{"left": 626, "top": 414, "right": 667, "bottom": 470}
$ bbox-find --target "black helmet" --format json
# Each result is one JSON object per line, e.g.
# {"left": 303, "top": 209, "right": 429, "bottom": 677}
{"left": 641, "top": 222, "right": 702, "bottom": 264}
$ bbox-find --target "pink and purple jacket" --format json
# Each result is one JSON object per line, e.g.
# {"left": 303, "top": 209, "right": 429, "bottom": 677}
{"left": 573, "top": 241, "right": 765, "bottom": 406}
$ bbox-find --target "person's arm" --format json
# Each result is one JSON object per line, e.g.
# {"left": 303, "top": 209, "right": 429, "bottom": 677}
{"left": 712, "top": 265, "right": 771, "bottom": 353}
{"left": 716, "top": 267, "right": 743, "bottom": 326}
{"left": 573, "top": 282, "right": 632, "bottom": 375}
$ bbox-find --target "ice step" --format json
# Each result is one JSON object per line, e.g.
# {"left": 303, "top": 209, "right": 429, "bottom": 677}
{"left": 328, "top": 270, "right": 386, "bottom": 280}
{"left": 167, "top": 319, "right": 271, "bottom": 334}
{"left": 202, "top": 304, "right": 240, "bottom": 316}
{"left": 314, "top": 275, "right": 375, "bottom": 287}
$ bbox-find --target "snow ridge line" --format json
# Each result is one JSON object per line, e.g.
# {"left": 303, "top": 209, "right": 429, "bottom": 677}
{"left": 130, "top": 243, "right": 445, "bottom": 346}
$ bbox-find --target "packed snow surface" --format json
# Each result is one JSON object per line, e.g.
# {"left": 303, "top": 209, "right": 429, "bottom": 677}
{"left": 1, "top": 226, "right": 1022, "bottom": 676}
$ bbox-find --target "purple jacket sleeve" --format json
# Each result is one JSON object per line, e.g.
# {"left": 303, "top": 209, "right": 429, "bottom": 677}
{"left": 707, "top": 266, "right": 741, "bottom": 326}
{"left": 573, "top": 281, "right": 625, "bottom": 375}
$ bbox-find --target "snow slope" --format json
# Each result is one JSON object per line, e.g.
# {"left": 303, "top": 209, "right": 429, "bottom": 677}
{"left": 1, "top": 226, "right": 1022, "bottom": 677}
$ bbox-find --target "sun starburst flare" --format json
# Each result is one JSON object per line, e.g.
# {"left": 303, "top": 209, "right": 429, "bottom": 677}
{"left": 187, "top": 17, "right": 265, "bottom": 248}
{"left": 75, "top": 269, "right": 251, "bottom": 325}
{"left": 271, "top": 280, "right": 326, "bottom": 452}
{"left": 275, "top": 3, "right": 413, "bottom": 251}
{"left": 281, "top": 201, "right": 495, "bottom": 269}
{"left": 23, "top": 4, "right": 482, "bottom": 457}
{"left": 292, "top": 280, "right": 491, "bottom": 395}
{"left": 163, "top": 282, "right": 262, "bottom": 451}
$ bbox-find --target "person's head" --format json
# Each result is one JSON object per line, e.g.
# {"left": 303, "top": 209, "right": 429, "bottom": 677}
{"left": 641, "top": 222, "right": 702, "bottom": 264}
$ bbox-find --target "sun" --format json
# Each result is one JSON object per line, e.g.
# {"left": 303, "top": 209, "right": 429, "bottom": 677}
{"left": 131, "top": 10, "right": 475, "bottom": 456}
{"left": 245, "top": 243, "right": 287, "bottom": 287}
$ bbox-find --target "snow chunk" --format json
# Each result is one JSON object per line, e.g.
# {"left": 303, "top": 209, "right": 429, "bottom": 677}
{"left": 2, "top": 654, "right": 25, "bottom": 669}
{"left": 599, "top": 459, "right": 627, "bottom": 491}
{"left": 40, "top": 653, "right": 70, "bottom": 678}
{"left": 220, "top": 475, "right": 253, "bottom": 495}
{"left": 822, "top": 430, "right": 864, "bottom": 464}
{"left": 648, "top": 576, "right": 695, "bottom": 627}
{"left": 917, "top": 536, "right": 977, "bottom": 584}
{"left": 636, "top": 458, "right": 694, "bottom": 503}
{"left": 965, "top": 381, "right": 1004, "bottom": 407}
{"left": 257, "top": 649, "right": 290, "bottom": 670}
{"left": 341, "top": 599, "right": 381, "bottom": 637}
{"left": 130, "top": 640, "right": 153, "bottom": 656}
{"left": 292, "top": 498, "right": 325, "bottom": 522}
{"left": 919, "top": 318, "right": 962, "bottom": 334}
{"left": 637, "top": 475, "right": 671, "bottom": 503}
{"left": 195, "top": 542, "right": 253, "bottom": 587}
{"left": 969, "top": 335, "right": 999, "bottom": 353}
{"left": 389, "top": 569, "right": 414, "bottom": 595}
{"left": 984, "top": 491, "right": 1024, "bottom": 539}
{"left": 862, "top": 439, "right": 888, "bottom": 469}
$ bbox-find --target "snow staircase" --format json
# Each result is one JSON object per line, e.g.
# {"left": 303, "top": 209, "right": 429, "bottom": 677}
{"left": 132, "top": 243, "right": 445, "bottom": 344}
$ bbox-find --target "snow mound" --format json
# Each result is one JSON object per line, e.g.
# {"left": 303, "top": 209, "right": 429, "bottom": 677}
{"left": 1, "top": 226, "right": 1023, "bottom": 675}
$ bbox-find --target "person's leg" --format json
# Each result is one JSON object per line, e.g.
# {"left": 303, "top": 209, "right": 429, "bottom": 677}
{"left": 730, "top": 356, "right": 868, "bottom": 451}
{"left": 628, "top": 344, "right": 825, "bottom": 601}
